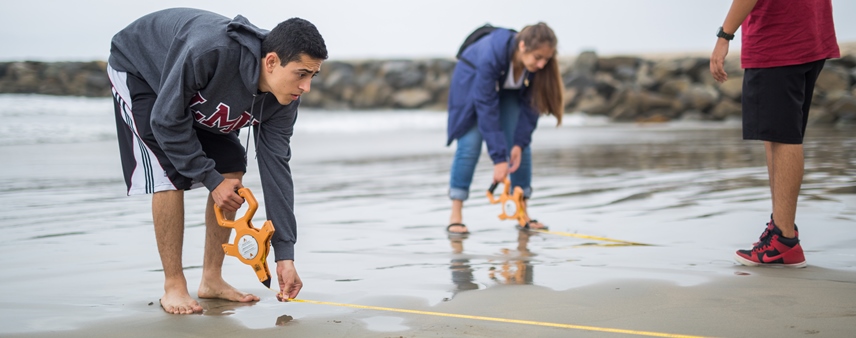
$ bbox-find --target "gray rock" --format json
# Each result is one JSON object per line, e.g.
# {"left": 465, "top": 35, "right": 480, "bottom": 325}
{"left": 815, "top": 65, "right": 850, "bottom": 92}
{"left": 7, "top": 62, "right": 40, "bottom": 92}
{"left": 826, "top": 94, "right": 856, "bottom": 116}
{"left": 828, "top": 54, "right": 856, "bottom": 69}
{"left": 680, "top": 110, "right": 705, "bottom": 121}
{"left": 717, "top": 77, "right": 743, "bottom": 100}
{"left": 382, "top": 60, "right": 425, "bottom": 88}
{"left": 571, "top": 51, "right": 598, "bottom": 76}
{"left": 597, "top": 56, "right": 639, "bottom": 72}
{"left": 1, "top": 50, "right": 854, "bottom": 118}
{"left": 564, "top": 73, "right": 596, "bottom": 90}
{"left": 836, "top": 111, "right": 856, "bottom": 126}
{"left": 807, "top": 106, "right": 837, "bottom": 125}
{"left": 572, "top": 87, "right": 609, "bottom": 115}
{"left": 353, "top": 81, "right": 392, "bottom": 108}
{"left": 651, "top": 59, "right": 681, "bottom": 83}
{"left": 299, "top": 91, "right": 326, "bottom": 108}
{"left": 392, "top": 88, "right": 433, "bottom": 108}
{"left": 429, "top": 90, "right": 450, "bottom": 111}
{"left": 563, "top": 87, "right": 580, "bottom": 108}
{"left": 614, "top": 65, "right": 637, "bottom": 81}
{"left": 679, "top": 84, "right": 720, "bottom": 111}
{"left": 710, "top": 99, "right": 742, "bottom": 120}
{"left": 659, "top": 76, "right": 692, "bottom": 97}
{"left": 851, "top": 68, "right": 856, "bottom": 86}
{"left": 634, "top": 62, "right": 656, "bottom": 88}
{"left": 695, "top": 67, "right": 717, "bottom": 86}
{"left": 608, "top": 87, "right": 677, "bottom": 121}
{"left": 423, "top": 69, "right": 450, "bottom": 91}
{"left": 723, "top": 60, "right": 744, "bottom": 77}
{"left": 322, "top": 63, "right": 355, "bottom": 89}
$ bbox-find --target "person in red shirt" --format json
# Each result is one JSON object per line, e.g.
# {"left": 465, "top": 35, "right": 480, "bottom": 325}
{"left": 710, "top": 0, "right": 840, "bottom": 268}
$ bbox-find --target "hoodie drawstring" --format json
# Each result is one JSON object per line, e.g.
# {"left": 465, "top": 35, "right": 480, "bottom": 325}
{"left": 244, "top": 93, "right": 266, "bottom": 160}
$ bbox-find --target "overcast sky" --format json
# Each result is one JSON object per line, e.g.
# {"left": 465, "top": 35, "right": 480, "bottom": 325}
{"left": 1, "top": 0, "right": 854, "bottom": 62}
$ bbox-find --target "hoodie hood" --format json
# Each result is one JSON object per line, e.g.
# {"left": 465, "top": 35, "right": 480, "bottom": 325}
{"left": 227, "top": 15, "right": 269, "bottom": 94}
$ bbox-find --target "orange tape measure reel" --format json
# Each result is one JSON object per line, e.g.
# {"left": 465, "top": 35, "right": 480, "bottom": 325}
{"left": 213, "top": 188, "right": 275, "bottom": 288}
{"left": 486, "top": 178, "right": 529, "bottom": 228}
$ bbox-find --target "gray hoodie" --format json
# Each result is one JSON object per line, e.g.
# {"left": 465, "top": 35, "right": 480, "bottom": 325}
{"left": 109, "top": 8, "right": 299, "bottom": 261}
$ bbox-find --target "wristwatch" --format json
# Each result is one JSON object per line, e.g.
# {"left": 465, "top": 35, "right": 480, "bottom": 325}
{"left": 717, "top": 26, "right": 734, "bottom": 41}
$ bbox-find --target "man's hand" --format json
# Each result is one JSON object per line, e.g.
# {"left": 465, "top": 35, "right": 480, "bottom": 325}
{"left": 710, "top": 0, "right": 758, "bottom": 83}
{"left": 493, "top": 161, "right": 509, "bottom": 183}
{"left": 212, "top": 178, "right": 244, "bottom": 212}
{"left": 509, "top": 146, "right": 522, "bottom": 173}
{"left": 275, "top": 260, "right": 302, "bottom": 301}
{"left": 710, "top": 38, "right": 730, "bottom": 83}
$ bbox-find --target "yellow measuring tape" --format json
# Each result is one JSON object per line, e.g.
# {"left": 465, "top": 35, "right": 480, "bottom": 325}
{"left": 531, "top": 229, "right": 652, "bottom": 246}
{"left": 282, "top": 298, "right": 707, "bottom": 338}
{"left": 264, "top": 229, "right": 666, "bottom": 335}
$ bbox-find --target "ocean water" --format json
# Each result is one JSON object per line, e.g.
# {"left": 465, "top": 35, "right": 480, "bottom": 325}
{"left": 0, "top": 94, "right": 452, "bottom": 146}
{"left": 0, "top": 94, "right": 612, "bottom": 146}
{"left": 0, "top": 94, "right": 854, "bottom": 334}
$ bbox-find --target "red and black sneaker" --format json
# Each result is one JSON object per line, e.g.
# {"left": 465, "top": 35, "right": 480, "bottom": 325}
{"left": 753, "top": 214, "right": 798, "bottom": 246}
{"left": 735, "top": 223, "right": 806, "bottom": 268}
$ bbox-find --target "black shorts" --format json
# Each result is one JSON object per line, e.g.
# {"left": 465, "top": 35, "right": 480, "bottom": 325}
{"left": 107, "top": 64, "right": 246, "bottom": 195}
{"left": 742, "top": 59, "right": 826, "bottom": 144}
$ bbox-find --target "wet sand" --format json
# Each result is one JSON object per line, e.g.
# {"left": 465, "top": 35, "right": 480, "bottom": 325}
{"left": 1, "top": 114, "right": 855, "bottom": 337}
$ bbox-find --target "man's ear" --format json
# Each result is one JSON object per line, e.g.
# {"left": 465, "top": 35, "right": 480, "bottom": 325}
{"left": 518, "top": 40, "right": 527, "bottom": 52}
{"left": 263, "top": 52, "right": 280, "bottom": 71}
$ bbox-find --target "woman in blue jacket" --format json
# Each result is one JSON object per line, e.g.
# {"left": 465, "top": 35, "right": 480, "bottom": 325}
{"left": 446, "top": 22, "right": 563, "bottom": 235}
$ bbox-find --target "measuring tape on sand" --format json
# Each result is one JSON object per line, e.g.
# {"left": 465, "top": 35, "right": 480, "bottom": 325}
{"left": 259, "top": 236, "right": 668, "bottom": 335}
{"left": 259, "top": 187, "right": 663, "bottom": 335}
{"left": 485, "top": 180, "right": 651, "bottom": 247}
{"left": 268, "top": 292, "right": 707, "bottom": 338}
{"left": 530, "top": 228, "right": 652, "bottom": 246}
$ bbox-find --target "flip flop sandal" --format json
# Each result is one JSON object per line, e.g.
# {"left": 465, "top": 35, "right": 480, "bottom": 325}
{"left": 516, "top": 219, "right": 549, "bottom": 231}
{"left": 446, "top": 223, "right": 470, "bottom": 236}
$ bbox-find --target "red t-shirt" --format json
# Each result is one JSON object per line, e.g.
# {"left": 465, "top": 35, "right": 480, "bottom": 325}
{"left": 741, "top": 0, "right": 840, "bottom": 69}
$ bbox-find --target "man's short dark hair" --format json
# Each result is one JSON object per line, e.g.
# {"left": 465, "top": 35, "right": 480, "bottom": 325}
{"left": 262, "top": 17, "right": 328, "bottom": 65}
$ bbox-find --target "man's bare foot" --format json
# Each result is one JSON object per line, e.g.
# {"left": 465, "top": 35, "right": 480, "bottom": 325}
{"left": 198, "top": 277, "right": 260, "bottom": 303}
{"left": 160, "top": 287, "right": 203, "bottom": 314}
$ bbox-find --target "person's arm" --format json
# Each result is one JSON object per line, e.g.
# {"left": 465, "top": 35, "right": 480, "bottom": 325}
{"left": 510, "top": 91, "right": 539, "bottom": 172}
{"left": 151, "top": 50, "right": 223, "bottom": 189}
{"left": 473, "top": 65, "right": 506, "bottom": 163}
{"left": 473, "top": 33, "right": 515, "bottom": 182}
{"left": 150, "top": 49, "right": 244, "bottom": 210}
{"left": 710, "top": 0, "right": 758, "bottom": 83}
{"left": 253, "top": 99, "right": 301, "bottom": 298}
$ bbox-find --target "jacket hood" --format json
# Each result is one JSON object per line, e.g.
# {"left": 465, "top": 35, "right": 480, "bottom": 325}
{"left": 227, "top": 15, "right": 269, "bottom": 93}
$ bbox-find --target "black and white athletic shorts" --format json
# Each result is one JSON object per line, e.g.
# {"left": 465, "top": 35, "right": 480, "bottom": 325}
{"left": 107, "top": 64, "right": 246, "bottom": 195}
{"left": 742, "top": 59, "right": 826, "bottom": 144}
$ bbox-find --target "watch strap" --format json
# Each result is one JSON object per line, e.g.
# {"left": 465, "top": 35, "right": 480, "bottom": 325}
{"left": 717, "top": 26, "right": 735, "bottom": 41}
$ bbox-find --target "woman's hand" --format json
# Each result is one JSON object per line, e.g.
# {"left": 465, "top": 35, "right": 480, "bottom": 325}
{"left": 509, "top": 146, "right": 522, "bottom": 173}
{"left": 493, "top": 161, "right": 509, "bottom": 183}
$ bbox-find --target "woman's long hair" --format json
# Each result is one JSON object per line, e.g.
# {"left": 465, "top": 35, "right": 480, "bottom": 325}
{"left": 517, "top": 22, "right": 563, "bottom": 125}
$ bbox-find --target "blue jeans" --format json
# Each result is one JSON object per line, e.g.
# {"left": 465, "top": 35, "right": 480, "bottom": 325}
{"left": 449, "top": 90, "right": 532, "bottom": 201}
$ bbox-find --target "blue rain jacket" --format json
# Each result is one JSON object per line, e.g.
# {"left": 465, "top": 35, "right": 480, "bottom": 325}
{"left": 446, "top": 28, "right": 539, "bottom": 164}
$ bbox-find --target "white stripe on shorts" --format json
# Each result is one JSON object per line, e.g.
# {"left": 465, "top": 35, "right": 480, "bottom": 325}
{"left": 107, "top": 64, "right": 177, "bottom": 195}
